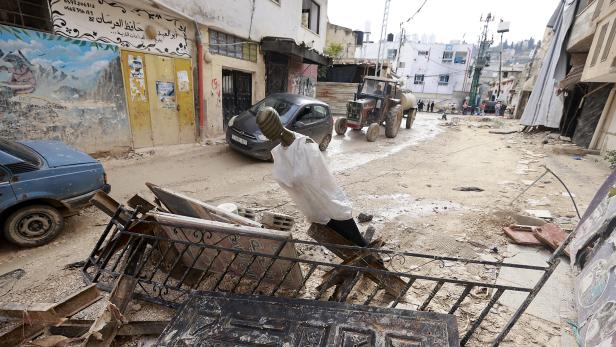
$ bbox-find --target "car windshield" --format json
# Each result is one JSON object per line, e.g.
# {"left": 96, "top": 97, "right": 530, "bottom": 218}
{"left": 362, "top": 79, "right": 387, "bottom": 96}
{"left": 249, "top": 96, "right": 296, "bottom": 122}
{"left": 0, "top": 139, "right": 42, "bottom": 166}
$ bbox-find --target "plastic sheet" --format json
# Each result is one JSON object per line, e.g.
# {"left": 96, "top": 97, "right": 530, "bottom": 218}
{"left": 271, "top": 134, "right": 352, "bottom": 224}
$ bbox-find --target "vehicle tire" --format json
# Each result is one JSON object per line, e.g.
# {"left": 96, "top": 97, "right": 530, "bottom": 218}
{"left": 335, "top": 118, "right": 348, "bottom": 135}
{"left": 319, "top": 134, "right": 332, "bottom": 151}
{"left": 385, "top": 105, "right": 403, "bottom": 138}
{"left": 366, "top": 123, "right": 380, "bottom": 142}
{"left": 3, "top": 205, "right": 64, "bottom": 247}
{"left": 406, "top": 108, "right": 417, "bottom": 129}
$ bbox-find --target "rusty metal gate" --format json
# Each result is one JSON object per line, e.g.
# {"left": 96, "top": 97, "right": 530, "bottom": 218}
{"left": 222, "top": 69, "right": 252, "bottom": 128}
{"left": 265, "top": 52, "right": 289, "bottom": 95}
{"left": 82, "top": 207, "right": 570, "bottom": 346}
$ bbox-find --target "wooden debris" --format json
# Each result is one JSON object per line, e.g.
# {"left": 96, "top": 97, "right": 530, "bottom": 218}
{"left": 0, "top": 285, "right": 102, "bottom": 347}
{"left": 47, "top": 319, "right": 168, "bottom": 338}
{"left": 308, "top": 224, "right": 407, "bottom": 297}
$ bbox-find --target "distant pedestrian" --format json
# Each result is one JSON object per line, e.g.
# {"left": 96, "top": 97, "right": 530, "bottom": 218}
{"left": 495, "top": 101, "right": 502, "bottom": 116}
{"left": 418, "top": 100, "right": 424, "bottom": 112}
{"left": 480, "top": 102, "right": 486, "bottom": 116}
{"left": 430, "top": 101, "right": 435, "bottom": 113}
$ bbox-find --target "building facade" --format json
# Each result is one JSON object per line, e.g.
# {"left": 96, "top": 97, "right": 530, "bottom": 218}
{"left": 0, "top": 0, "right": 329, "bottom": 153}
{"left": 356, "top": 38, "right": 474, "bottom": 108}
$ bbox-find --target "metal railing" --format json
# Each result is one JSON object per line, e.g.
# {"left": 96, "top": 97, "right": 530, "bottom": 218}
{"left": 83, "top": 207, "right": 569, "bottom": 346}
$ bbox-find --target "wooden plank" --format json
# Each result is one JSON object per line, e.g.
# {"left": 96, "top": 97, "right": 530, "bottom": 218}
{"left": 503, "top": 225, "right": 543, "bottom": 246}
{"left": 48, "top": 320, "right": 168, "bottom": 337}
{"left": 147, "top": 183, "right": 262, "bottom": 227}
{"left": 0, "top": 285, "right": 102, "bottom": 347}
{"left": 307, "top": 224, "right": 407, "bottom": 297}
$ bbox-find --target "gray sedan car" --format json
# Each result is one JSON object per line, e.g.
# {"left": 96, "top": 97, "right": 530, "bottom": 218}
{"left": 226, "top": 93, "right": 333, "bottom": 161}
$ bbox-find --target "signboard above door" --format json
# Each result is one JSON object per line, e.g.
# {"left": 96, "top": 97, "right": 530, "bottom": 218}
{"left": 50, "top": 0, "right": 192, "bottom": 57}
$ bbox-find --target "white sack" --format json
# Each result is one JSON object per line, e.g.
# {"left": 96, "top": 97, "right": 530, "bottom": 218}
{"left": 271, "top": 134, "right": 353, "bottom": 224}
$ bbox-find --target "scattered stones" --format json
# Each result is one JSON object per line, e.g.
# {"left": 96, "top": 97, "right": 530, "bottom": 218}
{"left": 357, "top": 212, "right": 374, "bottom": 223}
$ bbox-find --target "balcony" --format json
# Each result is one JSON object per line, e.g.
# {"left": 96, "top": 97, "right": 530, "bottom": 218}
{"left": 567, "top": 0, "right": 598, "bottom": 53}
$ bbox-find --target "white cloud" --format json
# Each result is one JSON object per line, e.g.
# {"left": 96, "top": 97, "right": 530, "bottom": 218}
{"left": 0, "top": 39, "right": 43, "bottom": 54}
{"left": 72, "top": 59, "right": 110, "bottom": 78}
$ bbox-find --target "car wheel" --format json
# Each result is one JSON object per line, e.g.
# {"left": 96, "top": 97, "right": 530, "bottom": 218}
{"left": 319, "top": 134, "right": 332, "bottom": 151}
{"left": 335, "top": 118, "right": 348, "bottom": 135}
{"left": 366, "top": 123, "right": 380, "bottom": 142}
{"left": 4, "top": 205, "right": 64, "bottom": 247}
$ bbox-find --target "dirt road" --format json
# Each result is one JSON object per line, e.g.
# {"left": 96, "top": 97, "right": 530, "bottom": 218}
{"left": 0, "top": 113, "right": 611, "bottom": 345}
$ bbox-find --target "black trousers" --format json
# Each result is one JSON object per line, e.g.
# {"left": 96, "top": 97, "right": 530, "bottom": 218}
{"left": 326, "top": 218, "right": 367, "bottom": 247}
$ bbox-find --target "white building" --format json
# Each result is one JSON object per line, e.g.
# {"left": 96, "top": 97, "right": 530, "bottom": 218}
{"left": 357, "top": 38, "right": 474, "bottom": 108}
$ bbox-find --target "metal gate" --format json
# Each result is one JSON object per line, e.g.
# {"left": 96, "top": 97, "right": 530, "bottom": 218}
{"left": 82, "top": 206, "right": 570, "bottom": 346}
{"left": 266, "top": 53, "right": 289, "bottom": 95}
{"left": 222, "top": 69, "right": 252, "bottom": 128}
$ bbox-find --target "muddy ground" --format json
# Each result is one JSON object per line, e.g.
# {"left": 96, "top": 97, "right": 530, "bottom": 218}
{"left": 0, "top": 112, "right": 611, "bottom": 346}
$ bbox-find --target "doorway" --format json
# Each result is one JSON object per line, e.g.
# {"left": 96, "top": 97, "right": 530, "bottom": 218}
{"left": 120, "top": 50, "right": 196, "bottom": 148}
{"left": 222, "top": 69, "right": 253, "bottom": 129}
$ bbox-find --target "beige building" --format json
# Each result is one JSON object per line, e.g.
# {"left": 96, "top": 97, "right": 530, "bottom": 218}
{"left": 325, "top": 23, "right": 359, "bottom": 59}
{"left": 560, "top": 0, "right": 616, "bottom": 152}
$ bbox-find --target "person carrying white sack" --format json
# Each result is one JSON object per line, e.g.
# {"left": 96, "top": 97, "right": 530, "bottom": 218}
{"left": 256, "top": 106, "right": 367, "bottom": 247}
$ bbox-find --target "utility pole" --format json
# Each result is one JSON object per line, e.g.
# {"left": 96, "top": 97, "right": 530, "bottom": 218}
{"left": 375, "top": 0, "right": 391, "bottom": 76}
{"left": 497, "top": 20, "right": 510, "bottom": 100}
{"left": 468, "top": 13, "right": 494, "bottom": 112}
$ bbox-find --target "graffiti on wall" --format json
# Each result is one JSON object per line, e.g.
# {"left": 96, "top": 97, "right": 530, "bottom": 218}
{"left": 291, "top": 75, "right": 315, "bottom": 98}
{"left": 50, "top": 0, "right": 191, "bottom": 57}
{"left": 0, "top": 25, "right": 130, "bottom": 152}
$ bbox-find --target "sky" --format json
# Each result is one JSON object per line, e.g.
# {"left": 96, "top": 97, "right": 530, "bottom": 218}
{"left": 327, "top": 0, "right": 561, "bottom": 44}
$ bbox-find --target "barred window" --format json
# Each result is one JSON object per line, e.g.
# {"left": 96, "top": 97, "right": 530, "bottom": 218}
{"left": 209, "top": 30, "right": 258, "bottom": 63}
{"left": 0, "top": 0, "right": 52, "bottom": 32}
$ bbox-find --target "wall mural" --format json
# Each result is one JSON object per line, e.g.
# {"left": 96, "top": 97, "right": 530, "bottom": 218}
{"left": 0, "top": 25, "right": 130, "bottom": 153}
{"left": 51, "top": 0, "right": 191, "bottom": 57}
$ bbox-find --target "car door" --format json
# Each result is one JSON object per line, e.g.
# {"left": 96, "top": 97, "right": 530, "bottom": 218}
{"left": 0, "top": 165, "right": 17, "bottom": 212}
{"left": 294, "top": 104, "right": 330, "bottom": 142}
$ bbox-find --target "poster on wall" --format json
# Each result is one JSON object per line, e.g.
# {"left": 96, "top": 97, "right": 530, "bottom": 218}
{"left": 128, "top": 55, "right": 146, "bottom": 101}
{"left": 177, "top": 70, "right": 189, "bottom": 92}
{"left": 50, "top": 0, "right": 191, "bottom": 57}
{"left": 156, "top": 81, "right": 176, "bottom": 109}
{"left": 0, "top": 25, "right": 130, "bottom": 152}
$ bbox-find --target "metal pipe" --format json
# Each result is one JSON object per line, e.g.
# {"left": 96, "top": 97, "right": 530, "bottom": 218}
{"left": 195, "top": 22, "right": 206, "bottom": 140}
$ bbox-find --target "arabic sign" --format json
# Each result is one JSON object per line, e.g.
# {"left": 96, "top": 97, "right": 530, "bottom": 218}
{"left": 50, "top": 0, "right": 191, "bottom": 57}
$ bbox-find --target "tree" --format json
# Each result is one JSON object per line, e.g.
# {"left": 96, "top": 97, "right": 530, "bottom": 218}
{"left": 324, "top": 43, "right": 345, "bottom": 59}
{"left": 503, "top": 40, "right": 509, "bottom": 49}
{"left": 528, "top": 37, "right": 536, "bottom": 49}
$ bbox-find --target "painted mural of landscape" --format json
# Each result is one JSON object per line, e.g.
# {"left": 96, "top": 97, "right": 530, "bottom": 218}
{"left": 0, "top": 25, "right": 130, "bottom": 153}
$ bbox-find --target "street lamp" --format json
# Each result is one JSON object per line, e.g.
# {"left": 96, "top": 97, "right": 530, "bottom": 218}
{"left": 497, "top": 20, "right": 510, "bottom": 100}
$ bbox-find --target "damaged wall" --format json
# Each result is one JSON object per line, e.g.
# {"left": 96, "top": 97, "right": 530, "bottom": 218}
{"left": 0, "top": 25, "right": 131, "bottom": 153}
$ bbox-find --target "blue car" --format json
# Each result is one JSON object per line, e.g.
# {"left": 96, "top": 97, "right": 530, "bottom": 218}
{"left": 0, "top": 139, "right": 110, "bottom": 247}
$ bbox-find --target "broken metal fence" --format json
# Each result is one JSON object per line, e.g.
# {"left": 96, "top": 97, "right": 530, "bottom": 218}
{"left": 82, "top": 207, "right": 569, "bottom": 346}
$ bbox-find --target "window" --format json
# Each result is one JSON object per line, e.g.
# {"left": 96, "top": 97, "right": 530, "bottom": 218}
{"left": 0, "top": 0, "right": 51, "bottom": 31}
{"left": 302, "top": 0, "right": 320, "bottom": 34}
{"left": 418, "top": 50, "right": 429, "bottom": 56}
{"left": 442, "top": 51, "right": 453, "bottom": 63}
{"left": 454, "top": 51, "right": 467, "bottom": 64}
{"left": 438, "top": 74, "right": 450, "bottom": 85}
{"left": 387, "top": 49, "right": 397, "bottom": 60}
{"left": 591, "top": 22, "right": 609, "bottom": 66}
{"left": 299, "top": 105, "right": 328, "bottom": 123}
{"left": 398, "top": 61, "right": 406, "bottom": 68}
{"left": 414, "top": 74, "right": 425, "bottom": 85}
{"left": 601, "top": 20, "right": 616, "bottom": 62}
{"left": 209, "top": 30, "right": 258, "bottom": 62}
